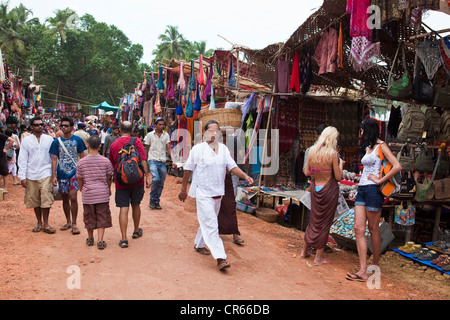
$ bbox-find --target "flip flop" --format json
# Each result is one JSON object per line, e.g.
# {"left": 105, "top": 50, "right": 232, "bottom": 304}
{"left": 60, "top": 224, "right": 72, "bottom": 231}
{"left": 314, "top": 258, "right": 329, "bottom": 266}
{"left": 194, "top": 246, "right": 211, "bottom": 255}
{"left": 32, "top": 225, "right": 42, "bottom": 233}
{"left": 43, "top": 226, "right": 56, "bottom": 234}
{"left": 233, "top": 238, "right": 244, "bottom": 245}
{"left": 346, "top": 272, "right": 367, "bottom": 282}
{"left": 119, "top": 240, "right": 128, "bottom": 248}
{"left": 71, "top": 226, "right": 80, "bottom": 235}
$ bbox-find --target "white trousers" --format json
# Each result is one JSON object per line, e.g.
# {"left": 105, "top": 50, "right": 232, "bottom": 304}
{"left": 194, "top": 189, "right": 226, "bottom": 260}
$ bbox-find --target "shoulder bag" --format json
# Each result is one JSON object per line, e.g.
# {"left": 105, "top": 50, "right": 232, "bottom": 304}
{"left": 387, "top": 41, "right": 412, "bottom": 100}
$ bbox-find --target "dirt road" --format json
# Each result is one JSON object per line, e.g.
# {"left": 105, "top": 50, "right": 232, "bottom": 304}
{"left": 1, "top": 174, "right": 449, "bottom": 301}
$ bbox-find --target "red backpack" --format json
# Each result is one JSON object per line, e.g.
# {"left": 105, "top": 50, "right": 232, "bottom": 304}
{"left": 116, "top": 137, "right": 144, "bottom": 186}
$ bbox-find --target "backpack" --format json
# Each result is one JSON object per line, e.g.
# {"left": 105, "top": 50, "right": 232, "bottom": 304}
{"left": 115, "top": 137, "right": 144, "bottom": 186}
{"left": 438, "top": 109, "right": 450, "bottom": 143}
{"left": 424, "top": 107, "right": 442, "bottom": 140}
{"left": 397, "top": 105, "right": 426, "bottom": 143}
{"left": 378, "top": 143, "right": 402, "bottom": 197}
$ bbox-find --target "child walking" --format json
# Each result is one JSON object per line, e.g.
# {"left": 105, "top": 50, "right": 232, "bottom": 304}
{"left": 77, "top": 135, "right": 114, "bottom": 250}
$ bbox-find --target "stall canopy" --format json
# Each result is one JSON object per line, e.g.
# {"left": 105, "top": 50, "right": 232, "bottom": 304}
{"left": 91, "top": 101, "right": 119, "bottom": 112}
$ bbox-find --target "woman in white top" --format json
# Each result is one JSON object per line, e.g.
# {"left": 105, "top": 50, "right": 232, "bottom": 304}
{"left": 179, "top": 120, "right": 254, "bottom": 271}
{"left": 347, "top": 118, "right": 402, "bottom": 282}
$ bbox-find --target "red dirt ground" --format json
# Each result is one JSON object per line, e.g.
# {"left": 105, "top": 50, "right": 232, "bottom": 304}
{"left": 1, "top": 174, "right": 449, "bottom": 300}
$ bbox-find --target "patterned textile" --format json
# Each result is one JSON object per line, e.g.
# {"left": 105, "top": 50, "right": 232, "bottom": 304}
{"left": 439, "top": 36, "right": 450, "bottom": 77}
{"left": 347, "top": 0, "right": 372, "bottom": 41}
{"left": 416, "top": 39, "right": 442, "bottom": 80}
{"left": 349, "top": 36, "right": 380, "bottom": 72}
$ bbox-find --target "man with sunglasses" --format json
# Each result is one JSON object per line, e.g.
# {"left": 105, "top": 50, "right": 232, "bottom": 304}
{"left": 50, "top": 117, "right": 87, "bottom": 235}
{"left": 144, "top": 117, "right": 175, "bottom": 210}
{"left": 18, "top": 117, "right": 55, "bottom": 234}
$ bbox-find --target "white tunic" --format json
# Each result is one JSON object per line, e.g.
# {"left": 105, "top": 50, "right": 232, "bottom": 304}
{"left": 184, "top": 141, "right": 237, "bottom": 198}
{"left": 18, "top": 134, "right": 53, "bottom": 181}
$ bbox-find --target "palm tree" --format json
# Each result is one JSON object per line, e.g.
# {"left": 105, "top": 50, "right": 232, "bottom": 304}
{"left": 45, "top": 8, "right": 77, "bottom": 43}
{"left": 185, "top": 40, "right": 215, "bottom": 61}
{"left": 0, "top": 3, "right": 33, "bottom": 70}
{"left": 152, "top": 25, "right": 190, "bottom": 62}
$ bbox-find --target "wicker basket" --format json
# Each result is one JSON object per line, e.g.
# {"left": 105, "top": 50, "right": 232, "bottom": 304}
{"left": 255, "top": 207, "right": 279, "bottom": 223}
{"left": 198, "top": 108, "right": 242, "bottom": 128}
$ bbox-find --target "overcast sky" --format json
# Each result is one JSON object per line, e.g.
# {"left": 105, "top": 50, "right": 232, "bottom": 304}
{"left": 6, "top": 0, "right": 450, "bottom": 65}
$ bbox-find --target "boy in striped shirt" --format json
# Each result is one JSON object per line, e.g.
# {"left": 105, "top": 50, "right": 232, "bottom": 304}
{"left": 77, "top": 135, "right": 114, "bottom": 250}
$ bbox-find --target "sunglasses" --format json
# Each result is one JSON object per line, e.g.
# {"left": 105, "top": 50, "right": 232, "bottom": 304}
{"left": 32, "top": 123, "right": 44, "bottom": 127}
{"left": 60, "top": 124, "right": 72, "bottom": 128}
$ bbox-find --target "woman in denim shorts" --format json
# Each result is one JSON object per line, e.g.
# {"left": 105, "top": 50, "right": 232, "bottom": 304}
{"left": 347, "top": 118, "right": 402, "bottom": 282}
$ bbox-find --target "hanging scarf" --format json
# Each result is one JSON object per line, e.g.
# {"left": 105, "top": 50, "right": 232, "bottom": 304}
{"left": 240, "top": 92, "right": 256, "bottom": 129}
{"left": 177, "top": 62, "right": 186, "bottom": 92}
{"left": 289, "top": 51, "right": 300, "bottom": 93}
{"left": 194, "top": 81, "right": 202, "bottom": 111}
{"left": 198, "top": 55, "right": 206, "bottom": 86}
{"left": 167, "top": 71, "right": 175, "bottom": 100}
{"left": 338, "top": 21, "right": 344, "bottom": 69}
{"left": 209, "top": 84, "right": 216, "bottom": 110}
{"left": 203, "top": 62, "right": 213, "bottom": 101}
{"left": 347, "top": 0, "right": 371, "bottom": 41}
{"left": 157, "top": 67, "right": 165, "bottom": 91}
{"left": 150, "top": 72, "right": 156, "bottom": 94}
{"left": 349, "top": 36, "right": 380, "bottom": 72}
{"left": 227, "top": 56, "right": 236, "bottom": 88}
{"left": 211, "top": 58, "right": 221, "bottom": 89}
{"left": 244, "top": 97, "right": 265, "bottom": 164}
{"left": 189, "top": 60, "right": 196, "bottom": 90}
{"left": 416, "top": 39, "right": 442, "bottom": 80}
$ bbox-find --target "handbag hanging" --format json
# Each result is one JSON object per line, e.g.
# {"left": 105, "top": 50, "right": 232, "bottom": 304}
{"left": 387, "top": 41, "right": 412, "bottom": 100}
{"left": 432, "top": 178, "right": 450, "bottom": 200}
{"left": 397, "top": 143, "right": 415, "bottom": 172}
{"left": 415, "top": 145, "right": 434, "bottom": 173}
{"left": 412, "top": 61, "right": 434, "bottom": 103}
{"left": 413, "top": 171, "right": 434, "bottom": 202}
{"left": 395, "top": 201, "right": 416, "bottom": 226}
{"left": 391, "top": 172, "right": 416, "bottom": 201}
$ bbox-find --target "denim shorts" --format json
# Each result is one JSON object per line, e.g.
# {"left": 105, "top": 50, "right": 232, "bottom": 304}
{"left": 354, "top": 184, "right": 385, "bottom": 212}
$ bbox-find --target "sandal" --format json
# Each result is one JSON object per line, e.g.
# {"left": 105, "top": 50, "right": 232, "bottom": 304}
{"left": 416, "top": 249, "right": 439, "bottom": 261}
{"left": 431, "top": 254, "right": 448, "bottom": 265}
{"left": 346, "top": 272, "right": 367, "bottom": 282}
{"left": 86, "top": 238, "right": 94, "bottom": 246}
{"left": 97, "top": 241, "right": 107, "bottom": 250}
{"left": 71, "top": 226, "right": 80, "bottom": 235}
{"left": 132, "top": 228, "right": 143, "bottom": 239}
{"left": 437, "top": 256, "right": 450, "bottom": 268}
{"left": 119, "top": 240, "right": 128, "bottom": 248}
{"left": 217, "top": 259, "right": 230, "bottom": 271}
{"left": 32, "top": 225, "right": 42, "bottom": 233}
{"left": 194, "top": 246, "right": 211, "bottom": 255}
{"left": 42, "top": 226, "right": 56, "bottom": 234}
{"left": 233, "top": 238, "right": 244, "bottom": 245}
{"left": 60, "top": 224, "right": 72, "bottom": 231}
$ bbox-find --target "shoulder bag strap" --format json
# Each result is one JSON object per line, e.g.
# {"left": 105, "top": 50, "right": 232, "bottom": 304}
{"left": 58, "top": 137, "right": 78, "bottom": 166}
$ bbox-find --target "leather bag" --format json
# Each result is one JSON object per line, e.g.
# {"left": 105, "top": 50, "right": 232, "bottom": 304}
{"left": 387, "top": 41, "right": 412, "bottom": 100}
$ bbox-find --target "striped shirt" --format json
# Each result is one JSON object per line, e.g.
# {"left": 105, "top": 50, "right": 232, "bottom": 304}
{"left": 76, "top": 155, "right": 114, "bottom": 204}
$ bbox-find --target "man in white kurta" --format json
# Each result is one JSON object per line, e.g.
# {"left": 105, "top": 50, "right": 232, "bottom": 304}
{"left": 179, "top": 121, "right": 253, "bottom": 271}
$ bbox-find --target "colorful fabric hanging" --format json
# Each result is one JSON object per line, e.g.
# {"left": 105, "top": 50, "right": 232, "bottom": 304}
{"left": 314, "top": 28, "right": 338, "bottom": 75}
{"left": 177, "top": 62, "right": 186, "bottom": 92}
{"left": 202, "top": 62, "right": 213, "bottom": 101}
{"left": 346, "top": 0, "right": 372, "bottom": 41}
{"left": 150, "top": 72, "right": 156, "bottom": 94}
{"left": 189, "top": 60, "right": 196, "bottom": 90}
{"left": 167, "top": 71, "right": 175, "bottom": 100}
{"left": 349, "top": 36, "right": 380, "bottom": 72}
{"left": 244, "top": 97, "right": 265, "bottom": 164}
{"left": 300, "top": 46, "right": 313, "bottom": 94}
{"left": 227, "top": 56, "right": 236, "bottom": 88}
{"left": 338, "top": 21, "right": 344, "bottom": 69}
{"left": 438, "top": 36, "right": 450, "bottom": 77}
{"left": 198, "top": 55, "right": 206, "bottom": 86}
{"left": 209, "top": 84, "right": 216, "bottom": 110}
{"left": 0, "top": 50, "right": 5, "bottom": 82}
{"left": 240, "top": 92, "right": 256, "bottom": 129}
{"left": 194, "top": 81, "right": 202, "bottom": 111}
{"left": 185, "top": 90, "right": 194, "bottom": 118}
{"left": 157, "top": 67, "right": 165, "bottom": 91}
{"left": 289, "top": 51, "right": 300, "bottom": 93}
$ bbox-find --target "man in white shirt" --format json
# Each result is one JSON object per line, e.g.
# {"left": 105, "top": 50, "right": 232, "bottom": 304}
{"left": 179, "top": 120, "right": 254, "bottom": 271}
{"left": 144, "top": 117, "right": 176, "bottom": 210}
{"left": 18, "top": 116, "right": 56, "bottom": 234}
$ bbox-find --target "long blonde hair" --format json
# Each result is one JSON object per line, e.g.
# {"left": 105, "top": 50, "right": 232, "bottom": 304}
{"left": 309, "top": 126, "right": 339, "bottom": 164}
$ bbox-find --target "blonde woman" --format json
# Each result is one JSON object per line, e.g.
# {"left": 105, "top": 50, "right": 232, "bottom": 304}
{"left": 301, "top": 127, "right": 345, "bottom": 265}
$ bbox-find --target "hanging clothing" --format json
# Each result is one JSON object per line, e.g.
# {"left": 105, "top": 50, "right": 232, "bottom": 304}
{"left": 347, "top": 0, "right": 372, "bottom": 41}
{"left": 245, "top": 98, "right": 265, "bottom": 164}
{"left": 416, "top": 39, "right": 442, "bottom": 80}
{"left": 178, "top": 62, "right": 186, "bottom": 92}
{"left": 299, "top": 46, "right": 313, "bottom": 94}
{"left": 349, "top": 36, "right": 380, "bottom": 72}
{"left": 438, "top": 36, "right": 450, "bottom": 77}
{"left": 314, "top": 28, "right": 338, "bottom": 75}
{"left": 274, "top": 57, "right": 290, "bottom": 96}
{"left": 157, "top": 67, "right": 165, "bottom": 91}
{"left": 338, "top": 22, "right": 344, "bottom": 69}
{"left": 289, "top": 51, "right": 301, "bottom": 93}
{"left": 227, "top": 56, "right": 237, "bottom": 88}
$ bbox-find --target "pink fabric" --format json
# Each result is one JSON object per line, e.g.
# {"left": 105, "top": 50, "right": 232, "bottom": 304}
{"left": 347, "top": 0, "right": 371, "bottom": 41}
{"left": 289, "top": 51, "right": 300, "bottom": 93}
{"left": 314, "top": 28, "right": 338, "bottom": 75}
